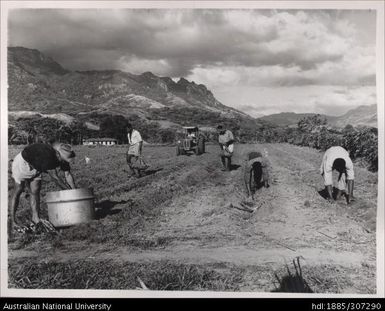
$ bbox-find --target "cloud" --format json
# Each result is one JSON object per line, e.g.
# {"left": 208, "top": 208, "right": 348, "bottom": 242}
{"left": 8, "top": 9, "right": 376, "bottom": 84}
{"left": 117, "top": 55, "right": 172, "bottom": 76}
{"left": 187, "top": 50, "right": 375, "bottom": 88}
{"left": 213, "top": 85, "right": 376, "bottom": 117}
{"left": 8, "top": 8, "right": 377, "bottom": 115}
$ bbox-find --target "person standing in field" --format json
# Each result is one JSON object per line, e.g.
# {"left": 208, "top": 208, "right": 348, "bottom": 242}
{"left": 243, "top": 150, "right": 271, "bottom": 200}
{"left": 320, "top": 146, "right": 355, "bottom": 204}
{"left": 126, "top": 123, "right": 144, "bottom": 178}
{"left": 10, "top": 142, "right": 76, "bottom": 232}
{"left": 217, "top": 125, "right": 235, "bottom": 171}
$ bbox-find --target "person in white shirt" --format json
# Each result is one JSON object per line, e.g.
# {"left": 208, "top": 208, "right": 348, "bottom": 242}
{"left": 320, "top": 146, "right": 355, "bottom": 204}
{"left": 217, "top": 125, "right": 235, "bottom": 171}
{"left": 126, "top": 123, "right": 143, "bottom": 177}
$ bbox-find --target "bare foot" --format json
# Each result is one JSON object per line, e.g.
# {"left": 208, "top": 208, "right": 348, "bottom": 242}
{"left": 336, "top": 190, "right": 344, "bottom": 201}
{"left": 242, "top": 196, "right": 255, "bottom": 206}
{"left": 347, "top": 196, "right": 356, "bottom": 204}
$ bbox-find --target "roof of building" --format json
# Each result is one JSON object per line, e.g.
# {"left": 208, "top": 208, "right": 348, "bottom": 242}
{"left": 84, "top": 138, "right": 117, "bottom": 142}
{"left": 183, "top": 126, "right": 198, "bottom": 130}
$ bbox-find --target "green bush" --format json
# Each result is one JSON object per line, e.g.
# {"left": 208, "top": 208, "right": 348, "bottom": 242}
{"left": 342, "top": 127, "right": 378, "bottom": 171}
{"left": 252, "top": 115, "right": 378, "bottom": 172}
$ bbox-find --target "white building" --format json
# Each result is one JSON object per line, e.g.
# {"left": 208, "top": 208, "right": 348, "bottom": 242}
{"left": 83, "top": 138, "right": 118, "bottom": 146}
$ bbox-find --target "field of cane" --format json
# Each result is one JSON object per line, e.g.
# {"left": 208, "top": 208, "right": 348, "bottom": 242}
{"left": 7, "top": 143, "right": 378, "bottom": 293}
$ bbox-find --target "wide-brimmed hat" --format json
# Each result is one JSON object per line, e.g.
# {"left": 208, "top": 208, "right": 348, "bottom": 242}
{"left": 53, "top": 143, "right": 76, "bottom": 162}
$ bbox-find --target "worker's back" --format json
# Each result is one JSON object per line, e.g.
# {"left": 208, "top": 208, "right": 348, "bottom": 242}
{"left": 247, "top": 151, "right": 263, "bottom": 160}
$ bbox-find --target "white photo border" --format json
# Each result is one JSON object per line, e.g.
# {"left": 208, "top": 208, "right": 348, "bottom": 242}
{"left": 1, "top": 0, "right": 384, "bottom": 298}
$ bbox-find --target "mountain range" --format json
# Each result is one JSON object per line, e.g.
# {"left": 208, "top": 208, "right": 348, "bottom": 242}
{"left": 257, "top": 105, "right": 377, "bottom": 128}
{"left": 8, "top": 47, "right": 250, "bottom": 127}
{"left": 7, "top": 46, "right": 377, "bottom": 130}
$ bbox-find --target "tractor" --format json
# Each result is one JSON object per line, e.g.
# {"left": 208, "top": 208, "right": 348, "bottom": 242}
{"left": 176, "top": 126, "right": 205, "bottom": 156}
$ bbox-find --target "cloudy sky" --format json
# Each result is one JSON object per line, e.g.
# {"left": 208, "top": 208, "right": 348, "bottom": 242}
{"left": 8, "top": 9, "right": 377, "bottom": 117}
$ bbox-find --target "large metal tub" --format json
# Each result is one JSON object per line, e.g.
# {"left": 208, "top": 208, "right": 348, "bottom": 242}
{"left": 46, "top": 188, "right": 95, "bottom": 228}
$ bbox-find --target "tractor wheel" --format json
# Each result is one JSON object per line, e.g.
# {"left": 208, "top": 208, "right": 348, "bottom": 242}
{"left": 197, "top": 137, "right": 205, "bottom": 155}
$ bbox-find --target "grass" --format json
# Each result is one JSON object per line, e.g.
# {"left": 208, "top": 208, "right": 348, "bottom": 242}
{"left": 8, "top": 259, "right": 244, "bottom": 291}
{"left": 7, "top": 144, "right": 377, "bottom": 293}
{"left": 9, "top": 257, "right": 375, "bottom": 293}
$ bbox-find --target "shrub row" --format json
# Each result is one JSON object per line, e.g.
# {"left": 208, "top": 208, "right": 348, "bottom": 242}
{"left": 255, "top": 121, "right": 378, "bottom": 172}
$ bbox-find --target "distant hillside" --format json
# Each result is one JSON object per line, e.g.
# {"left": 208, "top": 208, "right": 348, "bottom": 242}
{"left": 258, "top": 105, "right": 377, "bottom": 128}
{"left": 8, "top": 46, "right": 68, "bottom": 76}
{"left": 330, "top": 105, "right": 377, "bottom": 128}
{"left": 8, "top": 111, "right": 75, "bottom": 124}
{"left": 258, "top": 112, "right": 337, "bottom": 127}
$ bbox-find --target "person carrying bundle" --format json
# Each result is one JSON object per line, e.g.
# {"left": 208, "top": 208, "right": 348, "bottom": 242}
{"left": 243, "top": 150, "right": 271, "bottom": 200}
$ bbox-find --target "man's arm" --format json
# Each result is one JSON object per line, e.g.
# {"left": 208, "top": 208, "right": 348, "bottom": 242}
{"left": 47, "top": 169, "right": 71, "bottom": 190}
{"left": 345, "top": 157, "right": 355, "bottom": 203}
{"left": 321, "top": 154, "right": 334, "bottom": 201}
{"left": 64, "top": 171, "right": 76, "bottom": 189}
{"left": 225, "top": 139, "right": 235, "bottom": 147}
{"left": 346, "top": 179, "right": 354, "bottom": 204}
{"left": 218, "top": 140, "right": 223, "bottom": 150}
{"left": 243, "top": 160, "right": 253, "bottom": 199}
{"left": 320, "top": 152, "right": 328, "bottom": 174}
{"left": 138, "top": 141, "right": 143, "bottom": 156}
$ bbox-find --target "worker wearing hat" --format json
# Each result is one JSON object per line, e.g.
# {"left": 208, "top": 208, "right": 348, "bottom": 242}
{"left": 10, "top": 142, "right": 76, "bottom": 232}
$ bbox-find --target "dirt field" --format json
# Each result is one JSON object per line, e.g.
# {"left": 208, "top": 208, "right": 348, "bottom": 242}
{"left": 7, "top": 143, "right": 377, "bottom": 293}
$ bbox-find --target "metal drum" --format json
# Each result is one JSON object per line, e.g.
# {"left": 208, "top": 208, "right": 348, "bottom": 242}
{"left": 46, "top": 188, "right": 95, "bottom": 228}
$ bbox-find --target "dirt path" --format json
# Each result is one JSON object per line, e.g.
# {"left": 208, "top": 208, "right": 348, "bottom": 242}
{"left": 8, "top": 144, "right": 377, "bottom": 293}
{"left": 133, "top": 143, "right": 376, "bottom": 254}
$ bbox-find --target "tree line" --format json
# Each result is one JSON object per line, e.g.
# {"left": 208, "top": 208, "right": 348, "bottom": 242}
{"left": 8, "top": 113, "right": 378, "bottom": 172}
{"left": 254, "top": 115, "right": 378, "bottom": 172}
{"left": 8, "top": 114, "right": 178, "bottom": 146}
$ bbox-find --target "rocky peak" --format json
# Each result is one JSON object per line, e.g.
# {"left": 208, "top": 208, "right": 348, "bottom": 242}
{"left": 141, "top": 71, "right": 157, "bottom": 79}
{"left": 8, "top": 46, "right": 245, "bottom": 117}
{"left": 8, "top": 46, "right": 68, "bottom": 75}
{"left": 177, "top": 77, "right": 190, "bottom": 85}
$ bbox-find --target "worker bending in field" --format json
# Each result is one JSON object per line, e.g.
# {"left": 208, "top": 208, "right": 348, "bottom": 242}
{"left": 10, "top": 142, "right": 76, "bottom": 232}
{"left": 244, "top": 150, "right": 271, "bottom": 200}
{"left": 217, "top": 125, "right": 235, "bottom": 171}
{"left": 126, "top": 123, "right": 144, "bottom": 178}
{"left": 320, "top": 146, "right": 355, "bottom": 204}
